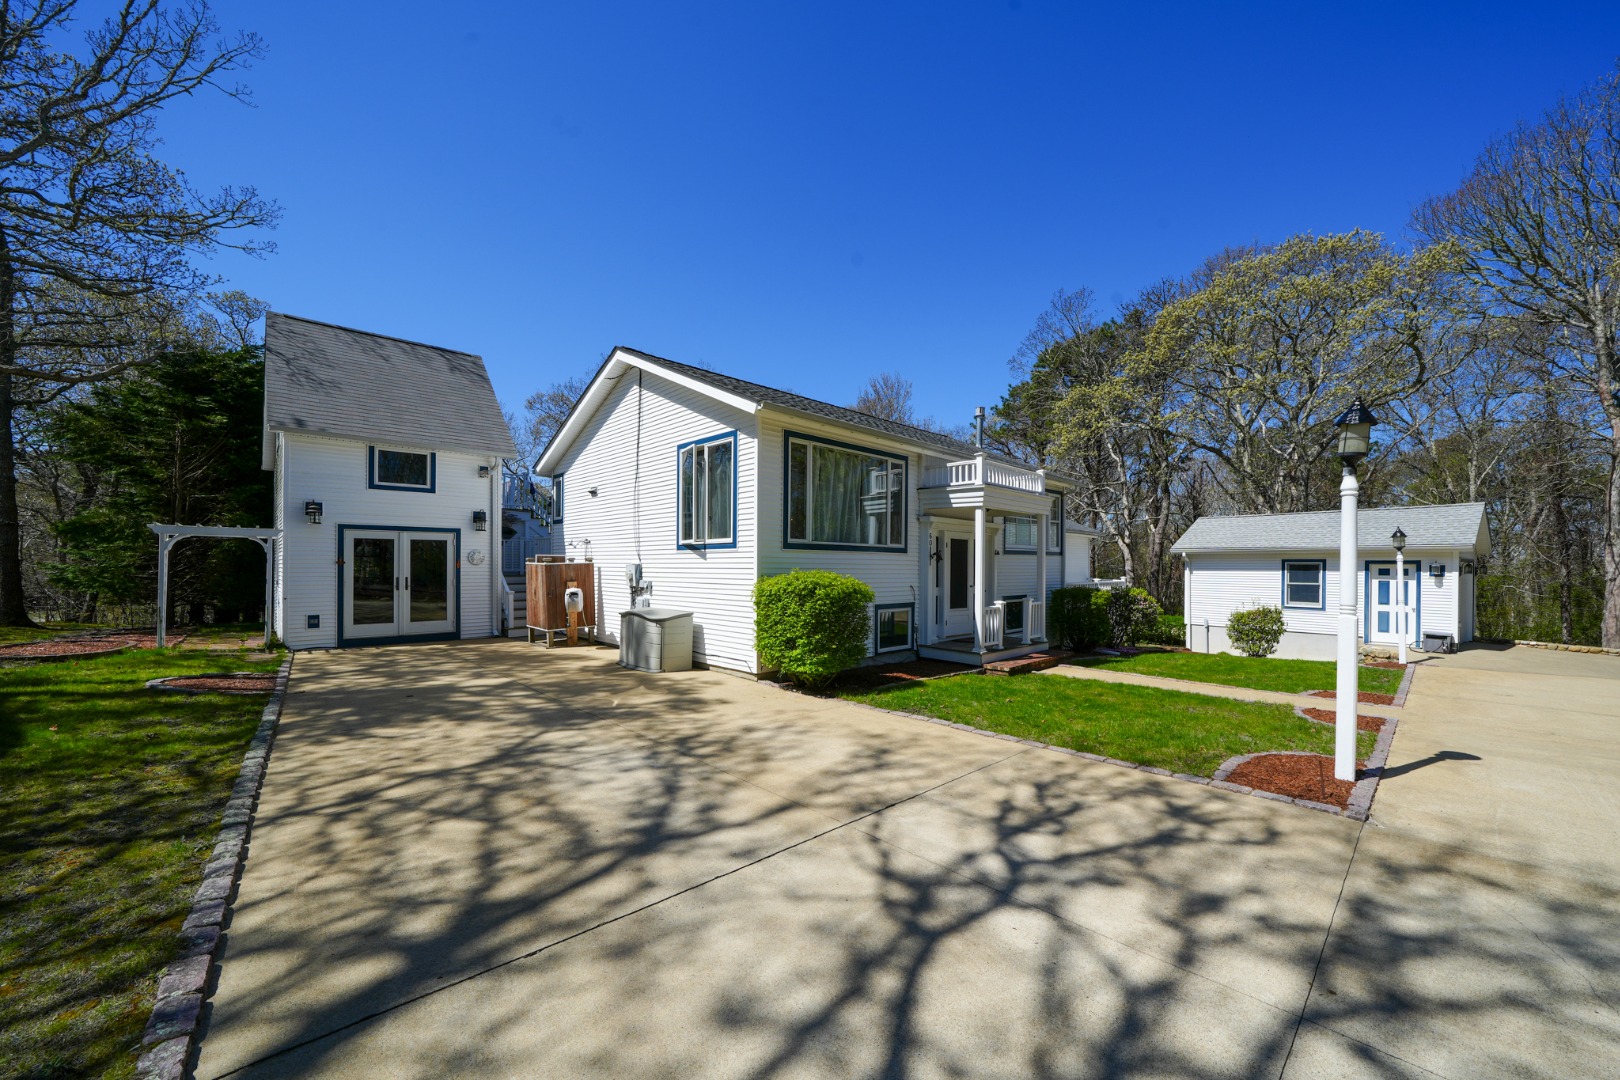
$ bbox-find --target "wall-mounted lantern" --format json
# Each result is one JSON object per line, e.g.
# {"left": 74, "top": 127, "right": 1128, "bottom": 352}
{"left": 1430, "top": 562, "right": 1446, "bottom": 585}
{"left": 478, "top": 465, "right": 492, "bottom": 478}
{"left": 305, "top": 500, "right": 323, "bottom": 525}
{"left": 1461, "top": 559, "right": 1476, "bottom": 574}
{"left": 472, "top": 509, "right": 488, "bottom": 532}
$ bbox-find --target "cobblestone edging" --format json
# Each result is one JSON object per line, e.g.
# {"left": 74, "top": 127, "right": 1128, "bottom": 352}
{"left": 1392, "top": 662, "right": 1418, "bottom": 707}
{"left": 134, "top": 654, "right": 293, "bottom": 1080}
{"left": 836, "top": 688, "right": 1403, "bottom": 823}
{"left": 1499, "top": 638, "right": 1620, "bottom": 656}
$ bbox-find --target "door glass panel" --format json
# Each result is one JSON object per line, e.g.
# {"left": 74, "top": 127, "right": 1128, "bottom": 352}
{"left": 949, "top": 538, "right": 969, "bottom": 609}
{"left": 1378, "top": 611, "right": 1390, "bottom": 633}
{"left": 353, "top": 538, "right": 396, "bottom": 624}
{"left": 409, "top": 539, "right": 449, "bottom": 623}
{"left": 1378, "top": 580, "right": 1390, "bottom": 605}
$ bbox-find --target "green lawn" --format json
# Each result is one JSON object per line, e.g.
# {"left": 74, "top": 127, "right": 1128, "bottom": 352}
{"left": 1067, "top": 650, "right": 1404, "bottom": 696}
{"left": 0, "top": 649, "right": 282, "bottom": 1080}
{"left": 171, "top": 622, "right": 269, "bottom": 647}
{"left": 841, "top": 672, "right": 1375, "bottom": 776}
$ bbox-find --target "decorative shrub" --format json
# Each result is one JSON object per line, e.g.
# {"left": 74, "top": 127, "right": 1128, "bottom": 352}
{"left": 1049, "top": 586, "right": 1110, "bottom": 650}
{"left": 1138, "top": 613, "right": 1186, "bottom": 647}
{"left": 1226, "top": 605, "right": 1286, "bottom": 657}
{"left": 1105, "top": 587, "right": 1163, "bottom": 649}
{"left": 754, "top": 570, "right": 875, "bottom": 689}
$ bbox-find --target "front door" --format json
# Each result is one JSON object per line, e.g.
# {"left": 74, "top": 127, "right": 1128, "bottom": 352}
{"left": 937, "top": 532, "right": 976, "bottom": 639}
{"left": 1366, "top": 562, "right": 1417, "bottom": 646}
{"left": 342, "top": 529, "right": 458, "bottom": 643}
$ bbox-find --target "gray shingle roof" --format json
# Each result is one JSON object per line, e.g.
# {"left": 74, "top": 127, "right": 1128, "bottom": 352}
{"left": 1172, "top": 503, "right": 1489, "bottom": 556}
{"left": 615, "top": 347, "right": 1044, "bottom": 473}
{"left": 262, "top": 313, "right": 516, "bottom": 466}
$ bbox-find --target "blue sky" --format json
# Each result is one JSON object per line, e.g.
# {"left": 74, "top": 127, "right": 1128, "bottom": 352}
{"left": 161, "top": 2, "right": 1620, "bottom": 430}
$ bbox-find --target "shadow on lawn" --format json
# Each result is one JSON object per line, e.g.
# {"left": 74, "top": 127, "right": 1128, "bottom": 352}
{"left": 194, "top": 641, "right": 1620, "bottom": 1080}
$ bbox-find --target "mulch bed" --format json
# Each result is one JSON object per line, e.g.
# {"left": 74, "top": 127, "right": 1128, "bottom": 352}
{"left": 151, "top": 673, "right": 277, "bottom": 694}
{"left": 1226, "top": 753, "right": 1363, "bottom": 809}
{"left": 1362, "top": 660, "right": 1407, "bottom": 671}
{"left": 0, "top": 631, "right": 185, "bottom": 660}
{"left": 836, "top": 659, "right": 979, "bottom": 692}
{"left": 1310, "top": 689, "right": 1397, "bottom": 706}
{"left": 1300, "top": 706, "right": 1386, "bottom": 733}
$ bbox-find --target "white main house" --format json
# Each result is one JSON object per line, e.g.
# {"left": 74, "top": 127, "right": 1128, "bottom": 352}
{"left": 536, "top": 347, "right": 1101, "bottom": 674}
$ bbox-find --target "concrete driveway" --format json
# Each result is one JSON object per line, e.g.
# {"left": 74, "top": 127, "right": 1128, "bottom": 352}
{"left": 195, "top": 640, "right": 1620, "bottom": 1079}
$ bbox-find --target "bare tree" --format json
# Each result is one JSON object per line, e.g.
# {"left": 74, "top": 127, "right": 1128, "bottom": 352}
{"left": 1414, "top": 63, "right": 1620, "bottom": 646}
{"left": 0, "top": 1, "right": 278, "bottom": 625}
{"left": 853, "top": 372, "right": 916, "bottom": 424}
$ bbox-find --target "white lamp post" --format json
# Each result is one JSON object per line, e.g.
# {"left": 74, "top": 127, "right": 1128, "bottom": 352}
{"left": 1391, "top": 526, "right": 1408, "bottom": 665}
{"left": 1333, "top": 396, "right": 1378, "bottom": 783}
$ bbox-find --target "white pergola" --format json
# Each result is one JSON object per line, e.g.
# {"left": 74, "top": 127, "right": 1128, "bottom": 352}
{"left": 147, "top": 524, "right": 282, "bottom": 648}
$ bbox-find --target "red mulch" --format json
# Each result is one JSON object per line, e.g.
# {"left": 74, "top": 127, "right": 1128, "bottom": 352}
{"left": 838, "top": 659, "right": 978, "bottom": 691}
{"left": 1312, "top": 689, "right": 1397, "bottom": 706}
{"left": 1301, "top": 706, "right": 1386, "bottom": 733}
{"left": 1363, "top": 661, "right": 1407, "bottom": 670}
{"left": 0, "top": 632, "right": 184, "bottom": 659}
{"left": 1226, "top": 753, "right": 1363, "bottom": 809}
{"left": 160, "top": 674, "right": 276, "bottom": 693}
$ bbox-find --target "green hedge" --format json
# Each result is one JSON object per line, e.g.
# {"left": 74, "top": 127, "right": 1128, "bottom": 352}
{"left": 1227, "top": 605, "right": 1286, "bottom": 657}
{"left": 1049, "top": 586, "right": 1110, "bottom": 650}
{"left": 1139, "top": 613, "right": 1186, "bottom": 647}
{"left": 754, "top": 569, "right": 875, "bottom": 689}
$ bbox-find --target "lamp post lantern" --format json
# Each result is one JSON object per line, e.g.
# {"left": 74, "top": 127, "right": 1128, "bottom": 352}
{"left": 1333, "top": 396, "right": 1378, "bottom": 783}
{"left": 1391, "top": 526, "right": 1408, "bottom": 665}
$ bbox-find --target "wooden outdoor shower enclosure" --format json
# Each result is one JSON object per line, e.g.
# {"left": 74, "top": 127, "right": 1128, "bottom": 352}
{"left": 524, "top": 556, "right": 598, "bottom": 646}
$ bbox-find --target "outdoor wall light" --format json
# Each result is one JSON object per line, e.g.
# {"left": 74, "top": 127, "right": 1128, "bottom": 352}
{"left": 1430, "top": 562, "right": 1446, "bottom": 584}
{"left": 1462, "top": 560, "right": 1477, "bottom": 574}
{"left": 304, "top": 500, "right": 323, "bottom": 525}
{"left": 1333, "top": 396, "right": 1378, "bottom": 464}
{"left": 478, "top": 465, "right": 492, "bottom": 478}
{"left": 588, "top": 486, "right": 599, "bottom": 497}
{"left": 1391, "top": 526, "right": 1406, "bottom": 553}
{"left": 472, "top": 510, "right": 488, "bottom": 532}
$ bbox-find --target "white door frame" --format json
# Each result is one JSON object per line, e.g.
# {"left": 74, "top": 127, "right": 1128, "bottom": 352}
{"left": 340, "top": 526, "right": 460, "bottom": 645}
{"left": 1365, "top": 560, "right": 1418, "bottom": 647}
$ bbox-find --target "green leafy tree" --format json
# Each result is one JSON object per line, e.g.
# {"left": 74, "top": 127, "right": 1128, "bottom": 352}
{"left": 48, "top": 347, "right": 270, "bottom": 624}
{"left": 0, "top": 1, "right": 277, "bottom": 625}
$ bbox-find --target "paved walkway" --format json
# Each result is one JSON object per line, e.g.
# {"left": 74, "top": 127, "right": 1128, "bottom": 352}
{"left": 1040, "top": 660, "right": 1379, "bottom": 710}
{"left": 196, "top": 641, "right": 1620, "bottom": 1079}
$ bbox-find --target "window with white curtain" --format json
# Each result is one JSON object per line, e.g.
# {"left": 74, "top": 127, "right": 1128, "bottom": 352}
{"left": 678, "top": 433, "right": 735, "bottom": 546}
{"left": 785, "top": 432, "right": 905, "bottom": 549}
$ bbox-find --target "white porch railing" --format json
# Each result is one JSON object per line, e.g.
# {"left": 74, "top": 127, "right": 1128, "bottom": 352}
{"left": 1029, "top": 600, "right": 1046, "bottom": 643}
{"left": 1090, "top": 577, "right": 1129, "bottom": 590}
{"left": 983, "top": 602, "right": 1005, "bottom": 650}
{"left": 920, "top": 455, "right": 1045, "bottom": 493}
{"left": 502, "top": 537, "right": 549, "bottom": 574}
{"left": 498, "top": 575, "right": 515, "bottom": 633}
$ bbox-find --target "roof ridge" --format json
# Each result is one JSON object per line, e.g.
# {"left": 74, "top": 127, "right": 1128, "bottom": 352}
{"left": 617, "top": 346, "right": 997, "bottom": 460}
{"left": 1192, "top": 501, "right": 1484, "bottom": 521}
{"left": 268, "top": 311, "right": 483, "bottom": 360}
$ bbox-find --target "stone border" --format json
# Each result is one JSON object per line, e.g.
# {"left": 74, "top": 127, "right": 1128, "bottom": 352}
{"left": 829, "top": 679, "right": 1402, "bottom": 822}
{"left": 1498, "top": 637, "right": 1620, "bottom": 657}
{"left": 1392, "top": 661, "right": 1418, "bottom": 707}
{"left": 145, "top": 672, "right": 279, "bottom": 696}
{"left": 134, "top": 654, "right": 293, "bottom": 1080}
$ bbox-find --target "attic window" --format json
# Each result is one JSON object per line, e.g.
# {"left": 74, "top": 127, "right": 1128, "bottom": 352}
{"left": 369, "top": 447, "right": 435, "bottom": 491}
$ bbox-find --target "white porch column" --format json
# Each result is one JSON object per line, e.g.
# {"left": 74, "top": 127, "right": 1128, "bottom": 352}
{"left": 1036, "top": 510, "right": 1049, "bottom": 638}
{"left": 919, "top": 520, "right": 934, "bottom": 646}
{"left": 973, "top": 505, "right": 987, "bottom": 651}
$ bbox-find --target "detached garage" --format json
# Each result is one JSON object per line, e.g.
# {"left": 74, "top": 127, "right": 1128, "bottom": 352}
{"left": 1172, "top": 502, "right": 1490, "bottom": 660}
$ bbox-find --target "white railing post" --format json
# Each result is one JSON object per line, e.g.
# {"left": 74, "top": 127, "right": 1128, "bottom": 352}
{"left": 1030, "top": 600, "right": 1046, "bottom": 643}
{"left": 985, "top": 601, "right": 1005, "bottom": 650}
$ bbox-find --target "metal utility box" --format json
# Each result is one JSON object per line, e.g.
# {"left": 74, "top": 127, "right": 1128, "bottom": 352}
{"left": 619, "top": 608, "right": 694, "bottom": 672}
{"left": 1422, "top": 631, "right": 1455, "bottom": 654}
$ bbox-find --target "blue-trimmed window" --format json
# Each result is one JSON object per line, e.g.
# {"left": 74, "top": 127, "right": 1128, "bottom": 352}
{"left": 678, "top": 431, "right": 737, "bottom": 547}
{"left": 550, "top": 474, "right": 564, "bottom": 523}
{"left": 1003, "top": 494, "right": 1065, "bottom": 554}
{"left": 874, "top": 603, "right": 914, "bottom": 653}
{"left": 368, "top": 446, "right": 436, "bottom": 492}
{"left": 785, "top": 431, "right": 906, "bottom": 551}
{"left": 1282, "top": 559, "right": 1326, "bottom": 609}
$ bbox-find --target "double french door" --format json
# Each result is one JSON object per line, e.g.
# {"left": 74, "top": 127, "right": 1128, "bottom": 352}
{"left": 343, "top": 529, "right": 457, "bottom": 642}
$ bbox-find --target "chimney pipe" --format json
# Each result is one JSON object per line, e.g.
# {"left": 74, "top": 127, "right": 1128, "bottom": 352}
{"left": 974, "top": 406, "right": 985, "bottom": 448}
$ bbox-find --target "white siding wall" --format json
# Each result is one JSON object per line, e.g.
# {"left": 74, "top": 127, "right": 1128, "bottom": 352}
{"left": 271, "top": 434, "right": 286, "bottom": 640}
{"left": 1184, "top": 548, "right": 1466, "bottom": 658}
{"left": 757, "top": 413, "right": 927, "bottom": 658}
{"left": 550, "top": 370, "right": 759, "bottom": 672}
{"left": 277, "top": 433, "right": 501, "bottom": 650}
{"left": 1063, "top": 533, "right": 1094, "bottom": 585}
